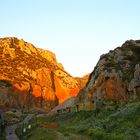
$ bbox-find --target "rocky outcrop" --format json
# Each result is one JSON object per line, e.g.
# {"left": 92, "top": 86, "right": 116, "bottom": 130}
{"left": 129, "top": 64, "right": 140, "bottom": 99}
{"left": 0, "top": 37, "right": 88, "bottom": 110}
{"left": 76, "top": 40, "right": 140, "bottom": 110}
{"left": 49, "top": 97, "right": 76, "bottom": 115}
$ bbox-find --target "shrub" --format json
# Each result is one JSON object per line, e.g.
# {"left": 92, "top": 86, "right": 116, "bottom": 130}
{"left": 63, "top": 131, "right": 70, "bottom": 136}
{"left": 87, "top": 128, "right": 106, "bottom": 140}
{"left": 105, "top": 133, "right": 131, "bottom": 140}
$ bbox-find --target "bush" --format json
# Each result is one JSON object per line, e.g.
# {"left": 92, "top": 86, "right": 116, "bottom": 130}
{"left": 87, "top": 128, "right": 106, "bottom": 140}
{"left": 63, "top": 131, "right": 70, "bottom": 136}
{"left": 105, "top": 133, "right": 133, "bottom": 140}
{"left": 76, "top": 128, "right": 87, "bottom": 134}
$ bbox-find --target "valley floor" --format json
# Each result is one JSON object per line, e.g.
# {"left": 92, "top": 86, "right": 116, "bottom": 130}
{"left": 15, "top": 101, "right": 140, "bottom": 140}
{"left": 26, "top": 128, "right": 91, "bottom": 140}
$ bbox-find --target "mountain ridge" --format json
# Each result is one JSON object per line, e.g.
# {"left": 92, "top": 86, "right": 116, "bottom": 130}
{"left": 0, "top": 37, "right": 88, "bottom": 110}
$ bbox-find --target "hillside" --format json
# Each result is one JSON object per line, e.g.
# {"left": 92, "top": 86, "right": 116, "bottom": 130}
{"left": 76, "top": 40, "right": 140, "bottom": 109}
{"left": 0, "top": 37, "right": 88, "bottom": 110}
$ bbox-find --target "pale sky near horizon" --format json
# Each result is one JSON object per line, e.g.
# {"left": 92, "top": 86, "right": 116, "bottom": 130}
{"left": 1, "top": 0, "right": 140, "bottom": 77}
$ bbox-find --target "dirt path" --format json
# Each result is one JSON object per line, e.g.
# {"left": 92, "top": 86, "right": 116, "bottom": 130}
{"left": 5, "top": 124, "right": 19, "bottom": 140}
{"left": 5, "top": 114, "right": 34, "bottom": 140}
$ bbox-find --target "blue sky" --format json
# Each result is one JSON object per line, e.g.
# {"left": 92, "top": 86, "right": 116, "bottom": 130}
{"left": 1, "top": 0, "right": 140, "bottom": 76}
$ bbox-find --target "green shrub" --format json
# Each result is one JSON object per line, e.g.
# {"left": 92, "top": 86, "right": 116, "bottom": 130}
{"left": 63, "top": 131, "right": 70, "bottom": 136}
{"left": 87, "top": 128, "right": 106, "bottom": 140}
{"left": 76, "top": 128, "right": 87, "bottom": 134}
{"left": 135, "top": 118, "right": 140, "bottom": 127}
{"left": 105, "top": 133, "right": 131, "bottom": 140}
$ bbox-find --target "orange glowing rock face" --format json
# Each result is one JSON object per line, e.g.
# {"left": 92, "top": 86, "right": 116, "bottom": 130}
{"left": 14, "top": 83, "right": 29, "bottom": 91}
{"left": 11, "top": 74, "right": 83, "bottom": 106}
{"left": 52, "top": 74, "right": 81, "bottom": 104}
{"left": 32, "top": 85, "right": 41, "bottom": 97}
{"left": 0, "top": 37, "right": 88, "bottom": 109}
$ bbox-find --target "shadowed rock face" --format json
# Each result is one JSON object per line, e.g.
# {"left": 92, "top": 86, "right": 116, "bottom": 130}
{"left": 77, "top": 40, "right": 140, "bottom": 109}
{"left": 0, "top": 37, "right": 88, "bottom": 110}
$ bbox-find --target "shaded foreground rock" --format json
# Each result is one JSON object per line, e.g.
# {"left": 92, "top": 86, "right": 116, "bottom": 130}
{"left": 76, "top": 40, "right": 140, "bottom": 110}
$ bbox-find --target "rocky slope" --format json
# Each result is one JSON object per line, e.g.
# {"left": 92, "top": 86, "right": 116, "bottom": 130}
{"left": 0, "top": 37, "right": 88, "bottom": 110}
{"left": 76, "top": 40, "right": 140, "bottom": 109}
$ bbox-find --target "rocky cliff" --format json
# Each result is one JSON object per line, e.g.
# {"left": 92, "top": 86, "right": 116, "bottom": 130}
{"left": 77, "top": 40, "right": 140, "bottom": 109}
{"left": 0, "top": 37, "right": 88, "bottom": 110}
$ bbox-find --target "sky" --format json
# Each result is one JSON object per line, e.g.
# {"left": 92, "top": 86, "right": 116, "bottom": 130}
{"left": 1, "top": 0, "right": 140, "bottom": 77}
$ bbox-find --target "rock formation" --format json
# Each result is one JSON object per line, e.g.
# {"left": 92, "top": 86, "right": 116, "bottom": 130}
{"left": 76, "top": 40, "right": 140, "bottom": 110}
{"left": 129, "top": 64, "right": 140, "bottom": 100}
{"left": 0, "top": 37, "right": 88, "bottom": 110}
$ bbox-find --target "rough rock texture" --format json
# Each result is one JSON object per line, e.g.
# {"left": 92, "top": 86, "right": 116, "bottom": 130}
{"left": 129, "top": 64, "right": 140, "bottom": 99}
{"left": 77, "top": 40, "right": 140, "bottom": 109}
{"left": 49, "top": 97, "right": 76, "bottom": 115}
{"left": 0, "top": 37, "right": 88, "bottom": 110}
